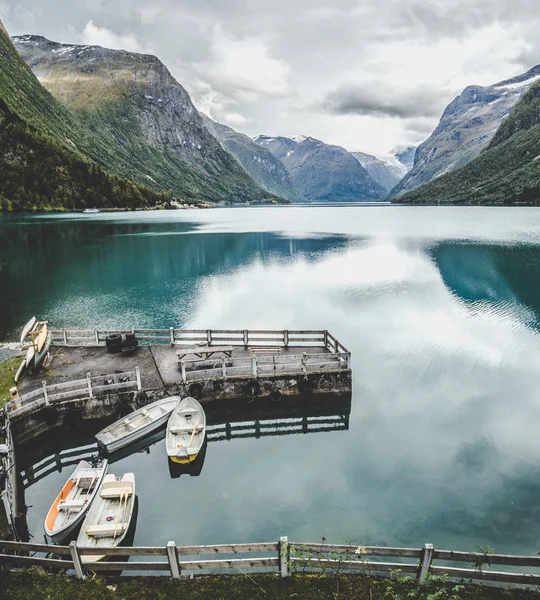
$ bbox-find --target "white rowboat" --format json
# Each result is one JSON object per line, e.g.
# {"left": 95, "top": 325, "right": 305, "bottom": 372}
{"left": 77, "top": 472, "right": 136, "bottom": 562}
{"left": 166, "top": 396, "right": 206, "bottom": 464}
{"left": 44, "top": 459, "right": 108, "bottom": 544}
{"left": 95, "top": 396, "right": 181, "bottom": 454}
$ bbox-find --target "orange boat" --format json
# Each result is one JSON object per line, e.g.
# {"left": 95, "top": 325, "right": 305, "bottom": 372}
{"left": 44, "top": 459, "right": 108, "bottom": 543}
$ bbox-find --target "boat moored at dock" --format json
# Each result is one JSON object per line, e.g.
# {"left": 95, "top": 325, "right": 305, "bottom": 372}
{"left": 166, "top": 397, "right": 206, "bottom": 464}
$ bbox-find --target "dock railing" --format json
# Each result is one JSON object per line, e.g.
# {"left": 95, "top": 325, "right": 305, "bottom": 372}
{"left": 1, "top": 538, "right": 540, "bottom": 586}
{"left": 50, "top": 328, "right": 350, "bottom": 355}
{"left": 9, "top": 369, "right": 141, "bottom": 419}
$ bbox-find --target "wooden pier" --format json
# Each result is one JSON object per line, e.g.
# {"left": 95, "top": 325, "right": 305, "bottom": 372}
{"left": 8, "top": 329, "right": 351, "bottom": 445}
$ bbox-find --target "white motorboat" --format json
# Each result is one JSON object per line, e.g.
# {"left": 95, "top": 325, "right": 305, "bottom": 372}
{"left": 44, "top": 459, "right": 108, "bottom": 544}
{"left": 77, "top": 472, "right": 136, "bottom": 562}
{"left": 166, "top": 396, "right": 206, "bottom": 464}
{"left": 95, "top": 396, "right": 180, "bottom": 454}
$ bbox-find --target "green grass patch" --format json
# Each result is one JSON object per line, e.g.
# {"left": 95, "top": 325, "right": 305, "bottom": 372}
{"left": 1, "top": 571, "right": 539, "bottom": 600}
{"left": 0, "top": 355, "right": 21, "bottom": 407}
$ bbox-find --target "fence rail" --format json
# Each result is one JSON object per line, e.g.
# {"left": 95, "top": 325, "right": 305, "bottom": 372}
{"left": 9, "top": 369, "right": 141, "bottom": 418}
{"left": 50, "top": 328, "right": 350, "bottom": 354}
{"left": 1, "top": 538, "right": 540, "bottom": 586}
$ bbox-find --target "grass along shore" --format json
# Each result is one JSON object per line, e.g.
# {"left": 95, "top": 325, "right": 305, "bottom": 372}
{"left": 1, "top": 571, "right": 540, "bottom": 600}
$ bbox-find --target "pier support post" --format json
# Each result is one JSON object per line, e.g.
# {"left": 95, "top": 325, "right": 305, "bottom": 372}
{"left": 42, "top": 381, "right": 49, "bottom": 407}
{"left": 279, "top": 536, "right": 289, "bottom": 578}
{"left": 86, "top": 373, "right": 93, "bottom": 399}
{"left": 170, "top": 327, "right": 175, "bottom": 346}
{"left": 135, "top": 367, "right": 142, "bottom": 391}
{"left": 418, "top": 543, "right": 434, "bottom": 583}
{"left": 167, "top": 541, "right": 181, "bottom": 580}
{"left": 70, "top": 541, "right": 85, "bottom": 580}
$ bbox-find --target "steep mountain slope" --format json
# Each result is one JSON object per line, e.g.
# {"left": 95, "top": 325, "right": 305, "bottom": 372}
{"left": 254, "top": 135, "right": 386, "bottom": 202}
{"left": 0, "top": 20, "right": 168, "bottom": 211}
{"left": 390, "top": 66, "right": 540, "bottom": 198}
{"left": 200, "top": 114, "right": 304, "bottom": 202}
{"left": 393, "top": 81, "right": 540, "bottom": 204}
{"left": 14, "top": 35, "right": 279, "bottom": 204}
{"left": 351, "top": 152, "right": 405, "bottom": 194}
{"left": 395, "top": 147, "right": 416, "bottom": 171}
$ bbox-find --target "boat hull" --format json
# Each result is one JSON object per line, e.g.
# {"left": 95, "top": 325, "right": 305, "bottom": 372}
{"left": 166, "top": 397, "right": 206, "bottom": 464}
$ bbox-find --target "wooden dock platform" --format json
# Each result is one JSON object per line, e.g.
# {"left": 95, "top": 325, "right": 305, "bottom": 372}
{"left": 7, "top": 329, "right": 351, "bottom": 444}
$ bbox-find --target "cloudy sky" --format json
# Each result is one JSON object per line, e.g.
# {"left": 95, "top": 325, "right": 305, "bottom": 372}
{"left": 2, "top": 0, "right": 540, "bottom": 157}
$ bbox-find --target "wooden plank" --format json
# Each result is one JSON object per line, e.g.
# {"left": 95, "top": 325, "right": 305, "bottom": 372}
{"left": 78, "top": 546, "right": 167, "bottom": 556}
{"left": 289, "top": 543, "right": 422, "bottom": 558}
{"left": 431, "top": 565, "right": 540, "bottom": 585}
{"left": 178, "top": 557, "right": 279, "bottom": 570}
{"left": 176, "top": 543, "right": 279, "bottom": 555}
{"left": 433, "top": 550, "right": 540, "bottom": 567}
{"left": 87, "top": 561, "right": 170, "bottom": 571}
{"left": 90, "top": 381, "right": 137, "bottom": 395}
{"left": 292, "top": 558, "right": 418, "bottom": 573}
{"left": 0, "top": 553, "right": 73, "bottom": 569}
{"left": 48, "top": 388, "right": 92, "bottom": 402}
{"left": 0, "top": 540, "right": 70, "bottom": 554}
{"left": 45, "top": 378, "right": 88, "bottom": 392}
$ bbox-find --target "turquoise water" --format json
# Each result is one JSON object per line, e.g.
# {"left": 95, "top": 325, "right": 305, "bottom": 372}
{"left": 3, "top": 206, "right": 540, "bottom": 553}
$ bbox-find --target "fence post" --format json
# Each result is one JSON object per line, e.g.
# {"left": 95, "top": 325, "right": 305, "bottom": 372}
{"left": 207, "top": 329, "right": 212, "bottom": 346}
{"left": 94, "top": 329, "right": 99, "bottom": 345}
{"left": 69, "top": 541, "right": 85, "bottom": 580}
{"left": 170, "top": 327, "right": 175, "bottom": 346}
{"left": 1, "top": 490, "right": 12, "bottom": 527}
{"left": 418, "top": 543, "right": 434, "bottom": 583}
{"left": 302, "top": 352, "right": 307, "bottom": 373}
{"left": 243, "top": 329, "right": 249, "bottom": 347}
{"left": 42, "top": 381, "right": 49, "bottom": 407}
{"left": 221, "top": 357, "right": 227, "bottom": 379}
{"left": 279, "top": 536, "right": 289, "bottom": 578}
{"left": 334, "top": 338, "right": 339, "bottom": 353}
{"left": 251, "top": 352, "right": 257, "bottom": 377}
{"left": 166, "top": 541, "right": 181, "bottom": 580}
{"left": 86, "top": 373, "right": 93, "bottom": 399}
{"left": 135, "top": 367, "right": 142, "bottom": 391}
{"left": 283, "top": 330, "right": 289, "bottom": 348}
{"left": 323, "top": 330, "right": 328, "bottom": 349}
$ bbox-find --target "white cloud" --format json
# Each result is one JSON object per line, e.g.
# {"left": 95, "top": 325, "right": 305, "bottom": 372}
{"left": 81, "top": 20, "right": 149, "bottom": 53}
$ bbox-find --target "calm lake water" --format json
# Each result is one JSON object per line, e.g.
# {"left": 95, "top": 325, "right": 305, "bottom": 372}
{"left": 2, "top": 206, "right": 540, "bottom": 554}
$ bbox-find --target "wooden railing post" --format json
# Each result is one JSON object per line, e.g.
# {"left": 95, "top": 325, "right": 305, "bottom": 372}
{"left": 135, "top": 367, "right": 142, "bottom": 391}
{"left": 42, "top": 381, "right": 49, "bottom": 407}
{"left": 63, "top": 329, "right": 68, "bottom": 344}
{"left": 170, "top": 327, "right": 175, "bottom": 346}
{"left": 94, "top": 329, "right": 99, "bottom": 345}
{"left": 86, "top": 373, "right": 93, "bottom": 399}
{"left": 167, "top": 541, "right": 181, "bottom": 579}
{"left": 323, "top": 330, "right": 328, "bottom": 349}
{"left": 69, "top": 540, "right": 85, "bottom": 580}
{"left": 207, "top": 329, "right": 212, "bottom": 345}
{"left": 284, "top": 330, "right": 289, "bottom": 348}
{"left": 279, "top": 536, "right": 289, "bottom": 578}
{"left": 418, "top": 543, "right": 434, "bottom": 583}
{"left": 302, "top": 352, "right": 307, "bottom": 373}
{"left": 243, "top": 329, "right": 249, "bottom": 348}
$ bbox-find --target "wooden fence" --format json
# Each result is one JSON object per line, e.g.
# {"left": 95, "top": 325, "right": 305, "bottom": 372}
{"left": 1, "top": 538, "right": 540, "bottom": 587}
{"left": 50, "top": 328, "right": 350, "bottom": 354}
{"left": 179, "top": 351, "right": 350, "bottom": 383}
{"left": 0, "top": 418, "right": 19, "bottom": 540}
{"left": 8, "top": 369, "right": 141, "bottom": 418}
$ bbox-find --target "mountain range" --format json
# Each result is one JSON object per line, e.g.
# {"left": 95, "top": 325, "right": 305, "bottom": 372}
{"left": 4, "top": 20, "right": 540, "bottom": 209}
{"left": 253, "top": 135, "right": 386, "bottom": 202}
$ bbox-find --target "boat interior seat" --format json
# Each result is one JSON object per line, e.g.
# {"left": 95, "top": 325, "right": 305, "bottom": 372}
{"left": 100, "top": 482, "right": 134, "bottom": 499}
{"left": 85, "top": 522, "right": 128, "bottom": 538}
{"left": 170, "top": 424, "right": 203, "bottom": 434}
{"left": 126, "top": 422, "right": 138, "bottom": 430}
{"left": 141, "top": 408, "right": 149, "bottom": 416}
{"left": 58, "top": 498, "right": 86, "bottom": 510}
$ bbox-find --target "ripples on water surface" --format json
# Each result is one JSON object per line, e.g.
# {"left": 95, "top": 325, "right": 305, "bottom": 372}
{"left": 2, "top": 206, "right": 540, "bottom": 553}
